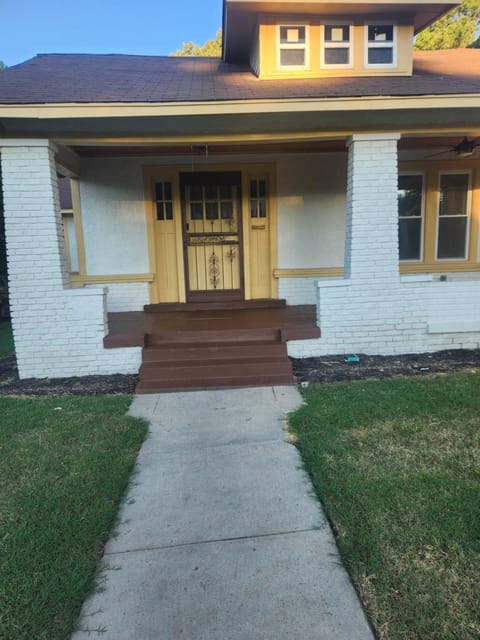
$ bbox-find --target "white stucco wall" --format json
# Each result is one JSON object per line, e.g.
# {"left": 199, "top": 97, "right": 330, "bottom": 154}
{"left": 79, "top": 158, "right": 150, "bottom": 275}
{"left": 277, "top": 153, "right": 346, "bottom": 269}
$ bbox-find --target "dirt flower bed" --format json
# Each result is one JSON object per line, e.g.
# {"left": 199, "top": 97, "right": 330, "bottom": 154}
{"left": 1, "top": 348, "right": 480, "bottom": 395}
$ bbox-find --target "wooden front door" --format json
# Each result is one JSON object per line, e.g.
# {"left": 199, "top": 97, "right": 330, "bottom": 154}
{"left": 180, "top": 172, "right": 244, "bottom": 302}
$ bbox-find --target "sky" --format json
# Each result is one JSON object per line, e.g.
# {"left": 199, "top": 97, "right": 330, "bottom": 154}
{"left": 0, "top": 0, "right": 223, "bottom": 66}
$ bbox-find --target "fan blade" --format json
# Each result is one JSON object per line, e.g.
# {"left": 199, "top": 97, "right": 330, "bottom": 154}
{"left": 424, "top": 148, "right": 455, "bottom": 158}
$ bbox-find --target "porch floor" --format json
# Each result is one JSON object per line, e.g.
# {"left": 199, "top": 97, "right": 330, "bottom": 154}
{"left": 104, "top": 305, "right": 320, "bottom": 349}
{"left": 104, "top": 305, "right": 320, "bottom": 392}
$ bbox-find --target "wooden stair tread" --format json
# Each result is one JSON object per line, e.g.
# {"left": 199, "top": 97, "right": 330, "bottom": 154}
{"left": 144, "top": 299, "right": 287, "bottom": 313}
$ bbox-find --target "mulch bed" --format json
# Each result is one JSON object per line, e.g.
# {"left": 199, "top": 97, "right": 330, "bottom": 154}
{"left": 291, "top": 349, "right": 480, "bottom": 385}
{"left": 1, "top": 348, "right": 480, "bottom": 396}
{"left": 0, "top": 353, "right": 138, "bottom": 396}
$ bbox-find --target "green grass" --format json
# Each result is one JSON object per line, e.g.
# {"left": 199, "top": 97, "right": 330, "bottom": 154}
{"left": 0, "top": 320, "right": 14, "bottom": 356}
{"left": 289, "top": 372, "right": 480, "bottom": 640}
{"left": 0, "top": 396, "right": 148, "bottom": 640}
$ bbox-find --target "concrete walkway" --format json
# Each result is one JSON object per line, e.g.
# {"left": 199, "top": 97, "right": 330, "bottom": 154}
{"left": 72, "top": 387, "right": 374, "bottom": 640}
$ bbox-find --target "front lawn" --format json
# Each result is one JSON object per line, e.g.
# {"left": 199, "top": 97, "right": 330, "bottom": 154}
{"left": 289, "top": 372, "right": 480, "bottom": 640}
{"left": 0, "top": 396, "right": 148, "bottom": 640}
{"left": 0, "top": 320, "right": 13, "bottom": 356}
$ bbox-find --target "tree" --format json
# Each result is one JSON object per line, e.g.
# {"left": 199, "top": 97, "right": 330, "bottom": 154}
{"left": 171, "top": 28, "right": 222, "bottom": 57}
{"left": 0, "top": 61, "right": 6, "bottom": 71}
{"left": 414, "top": 0, "right": 480, "bottom": 50}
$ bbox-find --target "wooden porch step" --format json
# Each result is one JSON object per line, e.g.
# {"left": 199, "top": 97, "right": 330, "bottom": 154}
{"left": 136, "top": 373, "right": 294, "bottom": 393}
{"left": 146, "top": 327, "right": 281, "bottom": 345}
{"left": 136, "top": 332, "right": 294, "bottom": 393}
{"left": 144, "top": 299, "right": 286, "bottom": 313}
{"left": 139, "top": 359, "right": 292, "bottom": 381}
{"left": 141, "top": 340, "right": 287, "bottom": 364}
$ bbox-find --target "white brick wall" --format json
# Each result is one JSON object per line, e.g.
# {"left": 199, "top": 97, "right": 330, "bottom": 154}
{"left": 1, "top": 140, "right": 141, "bottom": 379}
{"left": 84, "top": 282, "right": 150, "bottom": 312}
{"left": 278, "top": 277, "right": 318, "bottom": 305}
{"left": 287, "top": 134, "right": 480, "bottom": 358}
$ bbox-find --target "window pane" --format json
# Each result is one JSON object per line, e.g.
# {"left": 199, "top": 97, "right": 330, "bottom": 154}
{"left": 439, "top": 174, "right": 469, "bottom": 216}
{"left": 156, "top": 202, "right": 165, "bottom": 221}
{"left": 368, "top": 47, "right": 393, "bottom": 64}
{"left": 164, "top": 182, "right": 172, "bottom": 201}
{"left": 58, "top": 176, "right": 73, "bottom": 210}
{"left": 221, "top": 202, "right": 233, "bottom": 220}
{"left": 437, "top": 217, "right": 468, "bottom": 259}
{"left": 251, "top": 201, "right": 258, "bottom": 218}
{"left": 258, "top": 180, "right": 266, "bottom": 198}
{"left": 259, "top": 199, "right": 267, "bottom": 219}
{"left": 250, "top": 180, "right": 258, "bottom": 198}
{"left": 325, "top": 48, "right": 349, "bottom": 65}
{"left": 280, "top": 26, "right": 305, "bottom": 44}
{"left": 399, "top": 219, "right": 421, "bottom": 260}
{"left": 398, "top": 175, "right": 423, "bottom": 217}
{"left": 206, "top": 202, "right": 219, "bottom": 220}
{"left": 368, "top": 25, "right": 393, "bottom": 42}
{"left": 325, "top": 25, "right": 349, "bottom": 42}
{"left": 155, "top": 182, "right": 164, "bottom": 201}
{"left": 190, "top": 202, "right": 203, "bottom": 220}
{"left": 190, "top": 185, "right": 203, "bottom": 201}
{"left": 219, "top": 184, "right": 232, "bottom": 199}
{"left": 280, "top": 49, "right": 305, "bottom": 66}
{"left": 165, "top": 202, "right": 173, "bottom": 220}
{"left": 64, "top": 213, "right": 79, "bottom": 272}
{"left": 205, "top": 184, "right": 217, "bottom": 200}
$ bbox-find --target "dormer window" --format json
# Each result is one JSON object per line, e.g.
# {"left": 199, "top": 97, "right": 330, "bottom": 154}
{"left": 365, "top": 24, "right": 396, "bottom": 67}
{"left": 277, "top": 25, "right": 309, "bottom": 69}
{"left": 322, "top": 24, "right": 352, "bottom": 68}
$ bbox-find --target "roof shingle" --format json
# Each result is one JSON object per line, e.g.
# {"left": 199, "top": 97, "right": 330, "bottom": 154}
{"left": 0, "top": 49, "right": 479, "bottom": 105}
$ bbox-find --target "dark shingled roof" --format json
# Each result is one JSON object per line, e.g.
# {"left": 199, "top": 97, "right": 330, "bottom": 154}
{"left": 0, "top": 49, "right": 479, "bottom": 105}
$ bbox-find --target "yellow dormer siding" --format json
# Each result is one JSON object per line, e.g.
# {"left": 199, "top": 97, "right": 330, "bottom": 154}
{"left": 256, "top": 16, "right": 414, "bottom": 78}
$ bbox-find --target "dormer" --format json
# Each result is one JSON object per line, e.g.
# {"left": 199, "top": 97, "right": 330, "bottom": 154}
{"left": 223, "top": 0, "right": 460, "bottom": 78}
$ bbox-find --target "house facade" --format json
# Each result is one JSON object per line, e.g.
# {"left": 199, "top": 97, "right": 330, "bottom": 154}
{"left": 1, "top": 0, "right": 480, "bottom": 383}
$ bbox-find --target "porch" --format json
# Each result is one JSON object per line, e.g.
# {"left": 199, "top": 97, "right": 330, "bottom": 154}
{"left": 104, "top": 302, "right": 320, "bottom": 392}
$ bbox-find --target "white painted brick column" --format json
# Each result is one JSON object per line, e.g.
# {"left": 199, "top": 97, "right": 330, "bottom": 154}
{"left": 344, "top": 133, "right": 400, "bottom": 282}
{"left": 0, "top": 139, "right": 141, "bottom": 378}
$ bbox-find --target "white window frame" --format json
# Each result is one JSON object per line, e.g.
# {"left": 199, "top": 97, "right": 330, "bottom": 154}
{"left": 435, "top": 170, "right": 472, "bottom": 262}
{"left": 398, "top": 171, "right": 425, "bottom": 262}
{"left": 321, "top": 23, "right": 353, "bottom": 69}
{"left": 276, "top": 24, "right": 310, "bottom": 71}
{"left": 364, "top": 22, "right": 397, "bottom": 69}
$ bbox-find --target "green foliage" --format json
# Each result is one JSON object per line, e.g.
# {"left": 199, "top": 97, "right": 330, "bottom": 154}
{"left": 415, "top": 0, "right": 480, "bottom": 50}
{"left": 0, "top": 61, "right": 6, "bottom": 71}
{"left": 171, "top": 28, "right": 222, "bottom": 57}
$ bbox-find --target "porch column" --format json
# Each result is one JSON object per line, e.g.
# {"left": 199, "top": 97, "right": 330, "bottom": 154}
{"left": 344, "top": 133, "right": 400, "bottom": 282}
{"left": 0, "top": 139, "right": 70, "bottom": 375}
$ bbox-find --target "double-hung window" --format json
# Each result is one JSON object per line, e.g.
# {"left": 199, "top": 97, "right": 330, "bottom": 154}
{"left": 322, "top": 24, "right": 352, "bottom": 68}
{"left": 437, "top": 172, "right": 471, "bottom": 260}
{"left": 365, "top": 24, "right": 396, "bottom": 67}
{"left": 277, "top": 25, "right": 309, "bottom": 69}
{"left": 398, "top": 174, "right": 424, "bottom": 261}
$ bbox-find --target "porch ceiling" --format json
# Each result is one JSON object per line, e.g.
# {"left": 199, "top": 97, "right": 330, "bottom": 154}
{"left": 63, "top": 135, "right": 480, "bottom": 158}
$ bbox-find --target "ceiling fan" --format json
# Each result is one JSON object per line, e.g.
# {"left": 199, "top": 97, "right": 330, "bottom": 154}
{"left": 425, "top": 136, "right": 480, "bottom": 159}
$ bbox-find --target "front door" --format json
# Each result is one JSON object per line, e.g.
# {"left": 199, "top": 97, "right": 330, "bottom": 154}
{"left": 180, "top": 172, "right": 244, "bottom": 301}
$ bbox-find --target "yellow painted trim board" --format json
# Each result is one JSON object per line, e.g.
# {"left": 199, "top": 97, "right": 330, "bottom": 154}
{"left": 70, "top": 273, "right": 154, "bottom": 285}
{"left": 274, "top": 267, "right": 344, "bottom": 278}
{"left": 2, "top": 94, "right": 480, "bottom": 119}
